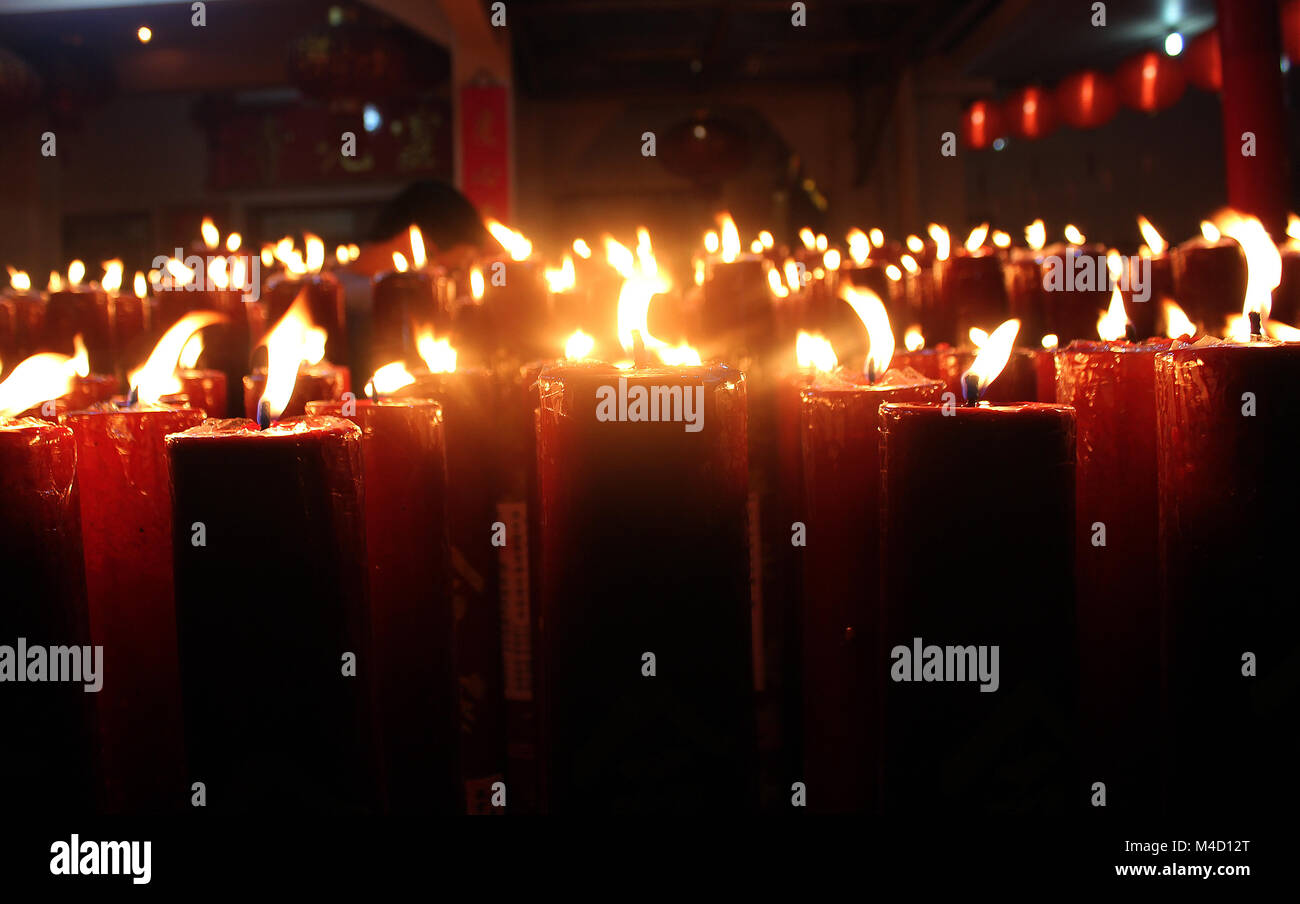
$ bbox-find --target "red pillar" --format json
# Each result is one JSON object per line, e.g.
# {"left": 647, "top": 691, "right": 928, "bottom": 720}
{"left": 1217, "top": 0, "right": 1291, "bottom": 237}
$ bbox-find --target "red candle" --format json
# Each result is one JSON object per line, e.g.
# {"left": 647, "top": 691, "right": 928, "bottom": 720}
{"left": 306, "top": 396, "right": 457, "bottom": 812}
{"left": 536, "top": 363, "right": 755, "bottom": 811}
{"left": 479, "top": 258, "right": 550, "bottom": 361}
{"left": 371, "top": 268, "right": 451, "bottom": 371}
{"left": 1004, "top": 249, "right": 1047, "bottom": 340}
{"left": 263, "top": 271, "right": 348, "bottom": 367}
{"left": 938, "top": 348, "right": 1051, "bottom": 402}
{"left": 46, "top": 284, "right": 112, "bottom": 374}
{"left": 1271, "top": 239, "right": 1300, "bottom": 324}
{"left": 702, "top": 257, "right": 773, "bottom": 360}
{"left": 0, "top": 417, "right": 97, "bottom": 811}
{"left": 934, "top": 250, "right": 1008, "bottom": 346}
{"left": 878, "top": 347, "right": 1077, "bottom": 812}
{"left": 0, "top": 283, "right": 45, "bottom": 364}
{"left": 1040, "top": 243, "right": 1112, "bottom": 342}
{"left": 166, "top": 416, "right": 382, "bottom": 811}
{"left": 242, "top": 365, "right": 350, "bottom": 419}
{"left": 1055, "top": 338, "right": 1167, "bottom": 812}
{"left": 800, "top": 366, "right": 944, "bottom": 812}
{"left": 1155, "top": 339, "right": 1299, "bottom": 815}
{"left": 1171, "top": 233, "right": 1247, "bottom": 335}
{"left": 173, "top": 368, "right": 228, "bottom": 417}
{"left": 65, "top": 402, "right": 206, "bottom": 812}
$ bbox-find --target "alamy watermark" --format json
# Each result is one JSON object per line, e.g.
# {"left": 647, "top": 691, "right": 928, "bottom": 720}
{"left": 595, "top": 377, "right": 704, "bottom": 433}
{"left": 1042, "top": 252, "right": 1150, "bottom": 303}
{"left": 890, "top": 637, "right": 1000, "bottom": 693}
{"left": 0, "top": 638, "right": 103, "bottom": 692}
{"left": 151, "top": 248, "right": 262, "bottom": 303}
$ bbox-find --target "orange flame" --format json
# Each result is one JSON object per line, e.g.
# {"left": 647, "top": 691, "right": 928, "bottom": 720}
{"left": 573, "top": 238, "right": 592, "bottom": 259}
{"left": 226, "top": 233, "right": 242, "bottom": 253}
{"left": 799, "top": 228, "right": 816, "bottom": 251}
{"left": 840, "top": 285, "right": 894, "bottom": 378}
{"left": 965, "top": 223, "right": 989, "bottom": 253}
{"left": 1097, "top": 286, "right": 1129, "bottom": 341}
{"left": 101, "top": 260, "right": 123, "bottom": 294}
{"left": 718, "top": 213, "right": 741, "bottom": 263}
{"left": 847, "top": 229, "right": 871, "bottom": 265}
{"left": 129, "top": 311, "right": 227, "bottom": 403}
{"left": 961, "top": 318, "right": 1020, "bottom": 400}
{"left": 906, "top": 234, "right": 925, "bottom": 254}
{"left": 1213, "top": 211, "right": 1281, "bottom": 321}
{"left": 904, "top": 325, "right": 924, "bottom": 351}
{"left": 200, "top": 217, "right": 219, "bottom": 251}
{"left": 259, "top": 295, "right": 317, "bottom": 420}
{"left": 1137, "top": 216, "right": 1166, "bottom": 255}
{"left": 486, "top": 219, "right": 533, "bottom": 261}
{"left": 416, "top": 326, "right": 457, "bottom": 373}
{"left": 0, "top": 352, "right": 82, "bottom": 416}
{"left": 1025, "top": 219, "right": 1046, "bottom": 252}
{"left": 367, "top": 360, "right": 417, "bottom": 396}
{"left": 545, "top": 255, "right": 576, "bottom": 293}
{"left": 68, "top": 260, "right": 85, "bottom": 287}
{"left": 564, "top": 329, "right": 595, "bottom": 360}
{"left": 6, "top": 267, "right": 31, "bottom": 292}
{"left": 469, "top": 267, "right": 485, "bottom": 301}
{"left": 409, "top": 225, "right": 426, "bottom": 269}
{"left": 795, "top": 330, "right": 838, "bottom": 372}
{"left": 304, "top": 233, "right": 325, "bottom": 273}
{"left": 392, "top": 251, "right": 409, "bottom": 273}
{"left": 1064, "top": 224, "right": 1086, "bottom": 245}
{"left": 1164, "top": 301, "right": 1196, "bottom": 339}
{"left": 1041, "top": 333, "right": 1059, "bottom": 350}
{"left": 927, "top": 224, "right": 951, "bottom": 261}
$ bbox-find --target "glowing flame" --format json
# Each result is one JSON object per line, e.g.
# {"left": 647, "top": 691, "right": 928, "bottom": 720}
{"left": 1213, "top": 211, "right": 1282, "bottom": 321}
{"left": 226, "top": 233, "right": 242, "bottom": 253}
{"left": 961, "top": 318, "right": 1020, "bottom": 400}
{"left": 391, "top": 251, "right": 410, "bottom": 274}
{"left": 900, "top": 254, "right": 919, "bottom": 274}
{"left": 1200, "top": 220, "right": 1220, "bottom": 243}
{"left": 694, "top": 259, "right": 705, "bottom": 286}
{"left": 783, "top": 259, "right": 802, "bottom": 291}
{"left": 1224, "top": 314, "right": 1250, "bottom": 342}
{"left": 6, "top": 267, "right": 30, "bottom": 292}
{"left": 636, "top": 228, "right": 658, "bottom": 277}
{"left": 470, "top": 267, "right": 485, "bottom": 300}
{"left": 906, "top": 234, "right": 924, "bottom": 254}
{"left": 304, "top": 233, "right": 325, "bottom": 273}
{"left": 573, "top": 238, "right": 592, "bottom": 259}
{"left": 68, "top": 260, "right": 85, "bottom": 287}
{"left": 904, "top": 325, "right": 925, "bottom": 351}
{"left": 208, "top": 256, "right": 229, "bottom": 291}
{"left": 795, "top": 330, "right": 838, "bottom": 372}
{"left": 1164, "top": 301, "right": 1196, "bottom": 338}
{"left": 347, "top": 243, "right": 360, "bottom": 261}
{"left": 336, "top": 245, "right": 350, "bottom": 266}
{"left": 1106, "top": 249, "right": 1124, "bottom": 281}
{"left": 49, "top": 271, "right": 63, "bottom": 292}
{"left": 1097, "top": 286, "right": 1129, "bottom": 341}
{"left": 749, "top": 239, "right": 763, "bottom": 254}
{"left": 759, "top": 230, "right": 775, "bottom": 250}
{"left": 545, "top": 255, "right": 577, "bottom": 293}
{"left": 368, "top": 360, "right": 416, "bottom": 396}
{"left": 1064, "top": 224, "right": 1086, "bottom": 245}
{"left": 133, "top": 272, "right": 147, "bottom": 299}
{"left": 823, "top": 249, "right": 841, "bottom": 271}
{"left": 766, "top": 266, "right": 789, "bottom": 298}
{"left": 129, "top": 311, "right": 226, "bottom": 403}
{"left": 840, "top": 285, "right": 894, "bottom": 378}
{"left": 869, "top": 228, "right": 884, "bottom": 248}
{"left": 486, "top": 219, "right": 532, "bottom": 261}
{"left": 564, "top": 329, "right": 595, "bottom": 360}
{"left": 847, "top": 229, "right": 871, "bottom": 265}
{"left": 166, "top": 258, "right": 196, "bottom": 287}
{"left": 965, "top": 223, "right": 989, "bottom": 253}
{"left": 409, "top": 225, "right": 426, "bottom": 269}
{"left": 70, "top": 335, "right": 89, "bottom": 378}
{"left": 718, "top": 214, "right": 741, "bottom": 263}
{"left": 179, "top": 333, "right": 204, "bottom": 369}
{"left": 1137, "top": 216, "right": 1166, "bottom": 255}
{"left": 231, "top": 257, "right": 247, "bottom": 290}
{"left": 0, "top": 352, "right": 82, "bottom": 416}
{"left": 927, "top": 224, "right": 950, "bottom": 261}
{"left": 1025, "top": 219, "right": 1046, "bottom": 252}
{"left": 200, "top": 217, "right": 219, "bottom": 250}
{"left": 885, "top": 264, "right": 902, "bottom": 281}
{"left": 815, "top": 234, "right": 828, "bottom": 253}
{"left": 1041, "top": 333, "right": 1059, "bottom": 349}
{"left": 259, "top": 295, "right": 316, "bottom": 420}
{"left": 261, "top": 246, "right": 274, "bottom": 267}
{"left": 992, "top": 230, "right": 1011, "bottom": 248}
{"left": 1287, "top": 214, "right": 1300, "bottom": 242}
{"left": 416, "top": 326, "right": 457, "bottom": 373}
{"left": 969, "top": 327, "right": 988, "bottom": 348}
{"left": 658, "top": 344, "right": 702, "bottom": 366}
{"left": 799, "top": 228, "right": 816, "bottom": 251}
{"left": 1266, "top": 319, "right": 1300, "bottom": 341}
{"left": 101, "top": 260, "right": 123, "bottom": 294}
{"left": 704, "top": 231, "right": 720, "bottom": 254}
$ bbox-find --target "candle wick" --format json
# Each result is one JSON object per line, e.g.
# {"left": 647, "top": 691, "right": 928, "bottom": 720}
{"left": 866, "top": 359, "right": 877, "bottom": 384}
{"left": 1248, "top": 310, "right": 1263, "bottom": 340}
{"left": 962, "top": 373, "right": 980, "bottom": 407}
{"left": 256, "top": 400, "right": 272, "bottom": 430}
{"left": 1124, "top": 322, "right": 1138, "bottom": 343}
{"left": 632, "top": 330, "right": 649, "bottom": 368}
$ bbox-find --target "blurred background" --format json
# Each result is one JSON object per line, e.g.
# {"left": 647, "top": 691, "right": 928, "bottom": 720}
{"left": 0, "top": 0, "right": 1296, "bottom": 271}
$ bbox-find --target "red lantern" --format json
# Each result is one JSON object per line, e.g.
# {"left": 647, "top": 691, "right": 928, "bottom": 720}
{"left": 1116, "top": 50, "right": 1186, "bottom": 113}
{"left": 1185, "top": 29, "right": 1222, "bottom": 91}
{"left": 1283, "top": 0, "right": 1300, "bottom": 63}
{"left": 961, "top": 99, "right": 1002, "bottom": 149}
{"left": 1054, "top": 70, "right": 1119, "bottom": 129}
{"left": 1002, "top": 86, "right": 1057, "bottom": 140}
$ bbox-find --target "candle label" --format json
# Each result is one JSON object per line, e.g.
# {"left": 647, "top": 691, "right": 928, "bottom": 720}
{"left": 594, "top": 377, "right": 705, "bottom": 433}
{"left": 496, "top": 501, "right": 532, "bottom": 702}
{"left": 889, "top": 637, "right": 1000, "bottom": 693}
{"left": 0, "top": 638, "right": 103, "bottom": 692}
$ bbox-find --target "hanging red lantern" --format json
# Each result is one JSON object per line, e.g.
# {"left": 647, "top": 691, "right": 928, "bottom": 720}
{"left": 961, "top": 99, "right": 1002, "bottom": 149}
{"left": 1001, "top": 86, "right": 1057, "bottom": 140}
{"left": 1116, "top": 50, "right": 1186, "bottom": 113}
{"left": 1054, "top": 70, "right": 1119, "bottom": 129}
{"left": 1283, "top": 0, "right": 1300, "bottom": 62}
{"left": 1184, "top": 29, "right": 1222, "bottom": 91}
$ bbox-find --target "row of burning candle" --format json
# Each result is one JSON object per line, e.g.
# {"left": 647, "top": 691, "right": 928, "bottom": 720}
{"left": 1, "top": 205, "right": 1293, "bottom": 813}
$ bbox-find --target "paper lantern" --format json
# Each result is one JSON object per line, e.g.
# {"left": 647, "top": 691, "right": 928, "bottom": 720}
{"left": 1002, "top": 86, "right": 1057, "bottom": 140}
{"left": 1116, "top": 50, "right": 1186, "bottom": 113}
{"left": 1184, "top": 29, "right": 1222, "bottom": 91}
{"left": 961, "top": 99, "right": 1002, "bottom": 149}
{"left": 1054, "top": 70, "right": 1119, "bottom": 129}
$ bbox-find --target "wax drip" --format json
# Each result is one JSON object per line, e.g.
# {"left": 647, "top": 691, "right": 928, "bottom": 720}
{"left": 632, "top": 330, "right": 649, "bottom": 368}
{"left": 963, "top": 372, "right": 980, "bottom": 407}
{"left": 256, "top": 400, "right": 272, "bottom": 430}
{"left": 1249, "top": 310, "right": 1263, "bottom": 341}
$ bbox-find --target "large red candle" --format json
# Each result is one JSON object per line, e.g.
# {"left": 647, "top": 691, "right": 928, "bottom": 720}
{"left": 702, "top": 258, "right": 773, "bottom": 360}
{"left": 370, "top": 268, "right": 451, "bottom": 371}
{"left": 535, "top": 363, "right": 755, "bottom": 811}
{"left": 799, "top": 367, "right": 944, "bottom": 812}
{"left": 1056, "top": 339, "right": 1166, "bottom": 813}
{"left": 65, "top": 402, "right": 206, "bottom": 812}
{"left": 1155, "top": 340, "right": 1300, "bottom": 816}
{"left": 0, "top": 417, "right": 97, "bottom": 812}
{"left": 166, "top": 416, "right": 382, "bottom": 811}
{"left": 306, "top": 397, "right": 457, "bottom": 812}
{"left": 0, "top": 286, "right": 45, "bottom": 364}
{"left": 46, "top": 285, "right": 112, "bottom": 375}
{"left": 1171, "top": 235, "right": 1247, "bottom": 334}
{"left": 879, "top": 399, "right": 1077, "bottom": 813}
{"left": 934, "top": 251, "right": 1008, "bottom": 345}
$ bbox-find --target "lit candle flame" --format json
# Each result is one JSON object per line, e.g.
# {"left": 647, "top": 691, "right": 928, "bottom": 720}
{"left": 906, "top": 234, "right": 924, "bottom": 254}
{"left": 1200, "top": 220, "right": 1220, "bottom": 243}
{"left": 900, "top": 254, "right": 919, "bottom": 274}
{"left": 992, "top": 230, "right": 1011, "bottom": 248}
{"left": 336, "top": 245, "right": 350, "bottom": 266}
{"left": 1097, "top": 286, "right": 1129, "bottom": 341}
{"left": 795, "top": 330, "right": 838, "bottom": 372}
{"left": 179, "top": 333, "right": 204, "bottom": 369}
{"left": 1025, "top": 219, "right": 1046, "bottom": 252}
{"left": 1164, "top": 301, "right": 1196, "bottom": 339}
{"left": 68, "top": 260, "right": 85, "bottom": 287}
{"left": 6, "top": 267, "right": 31, "bottom": 292}
{"left": 1041, "top": 333, "right": 1059, "bottom": 349}
{"left": 749, "top": 238, "right": 763, "bottom": 254}
{"left": 485, "top": 219, "right": 533, "bottom": 261}
{"left": 259, "top": 294, "right": 316, "bottom": 420}
{"left": 1213, "top": 211, "right": 1281, "bottom": 324}
{"left": 226, "top": 233, "right": 242, "bottom": 253}
{"left": 1287, "top": 213, "right": 1300, "bottom": 243}
{"left": 261, "top": 245, "right": 275, "bottom": 267}
{"left": 840, "top": 285, "right": 894, "bottom": 379}
{"left": 766, "top": 266, "right": 789, "bottom": 298}
{"left": 166, "top": 258, "right": 196, "bottom": 287}
{"left": 70, "top": 335, "right": 89, "bottom": 378}
{"left": 1137, "top": 216, "right": 1166, "bottom": 255}
{"left": 869, "top": 228, "right": 884, "bottom": 249}
{"left": 392, "top": 251, "right": 409, "bottom": 274}
{"left": 965, "top": 223, "right": 989, "bottom": 253}
{"left": 129, "top": 311, "right": 227, "bottom": 403}
{"left": 101, "top": 260, "right": 123, "bottom": 294}
{"left": 783, "top": 259, "right": 802, "bottom": 291}
{"left": 208, "top": 256, "right": 229, "bottom": 291}
{"left": 1106, "top": 248, "right": 1125, "bottom": 281}
{"left": 416, "top": 326, "right": 457, "bottom": 372}
{"left": 1064, "top": 224, "right": 1086, "bottom": 245}
{"left": 815, "top": 234, "right": 828, "bottom": 253}
{"left": 409, "top": 225, "right": 426, "bottom": 269}
{"left": 927, "top": 224, "right": 950, "bottom": 261}
{"left": 904, "top": 325, "right": 924, "bottom": 351}
{"left": 885, "top": 264, "right": 902, "bottom": 281}
{"left": 961, "top": 318, "right": 1020, "bottom": 401}
{"left": 49, "top": 271, "right": 63, "bottom": 292}
{"left": 758, "top": 230, "right": 775, "bottom": 250}
{"left": 704, "top": 231, "right": 720, "bottom": 255}
{"left": 133, "top": 271, "right": 147, "bottom": 299}
{"left": 367, "top": 360, "right": 417, "bottom": 396}
{"left": 470, "top": 267, "right": 485, "bottom": 300}
{"left": 847, "top": 229, "right": 871, "bottom": 265}
{"left": 799, "top": 228, "right": 816, "bottom": 251}
{"left": 822, "top": 249, "right": 841, "bottom": 271}
{"left": 564, "top": 329, "right": 595, "bottom": 360}
{"left": 200, "top": 217, "right": 219, "bottom": 251}
{"left": 969, "top": 326, "right": 989, "bottom": 349}
{"left": 718, "top": 213, "right": 741, "bottom": 263}
{"left": 545, "top": 255, "right": 577, "bottom": 293}
{"left": 304, "top": 233, "right": 325, "bottom": 273}
{"left": 0, "top": 352, "right": 83, "bottom": 416}
{"left": 573, "top": 238, "right": 592, "bottom": 259}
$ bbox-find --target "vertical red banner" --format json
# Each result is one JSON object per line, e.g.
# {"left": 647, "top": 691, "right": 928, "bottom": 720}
{"left": 459, "top": 83, "right": 511, "bottom": 222}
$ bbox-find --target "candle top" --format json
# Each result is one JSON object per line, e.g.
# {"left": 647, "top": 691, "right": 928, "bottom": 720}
{"left": 308, "top": 397, "right": 442, "bottom": 412}
{"left": 802, "top": 365, "right": 941, "bottom": 394}
{"left": 539, "top": 361, "right": 742, "bottom": 385}
{"left": 1062, "top": 337, "right": 1175, "bottom": 354}
{"left": 166, "top": 414, "right": 360, "bottom": 442}
{"left": 883, "top": 400, "right": 1074, "bottom": 417}
{"left": 0, "top": 415, "right": 71, "bottom": 436}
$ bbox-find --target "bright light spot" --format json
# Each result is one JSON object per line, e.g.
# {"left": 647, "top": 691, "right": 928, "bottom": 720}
{"left": 992, "top": 138, "right": 1007, "bottom": 151}
{"left": 1164, "top": 32, "right": 1184, "bottom": 56}
{"left": 137, "top": 26, "right": 152, "bottom": 43}
{"left": 363, "top": 104, "right": 382, "bottom": 133}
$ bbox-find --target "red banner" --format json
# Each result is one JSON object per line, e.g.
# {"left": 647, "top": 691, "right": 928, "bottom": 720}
{"left": 459, "top": 84, "right": 510, "bottom": 221}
